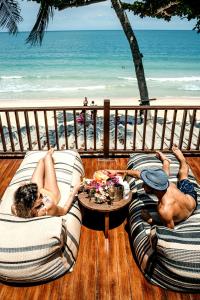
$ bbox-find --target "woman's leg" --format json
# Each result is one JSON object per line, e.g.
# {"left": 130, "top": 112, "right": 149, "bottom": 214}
{"left": 31, "top": 158, "right": 45, "bottom": 190}
{"left": 44, "top": 148, "right": 61, "bottom": 204}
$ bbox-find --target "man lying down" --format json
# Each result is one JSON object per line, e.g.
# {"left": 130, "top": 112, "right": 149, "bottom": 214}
{"left": 107, "top": 145, "right": 197, "bottom": 229}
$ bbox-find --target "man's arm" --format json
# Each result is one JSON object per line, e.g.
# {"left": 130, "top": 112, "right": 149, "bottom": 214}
{"left": 126, "top": 170, "right": 141, "bottom": 179}
{"left": 158, "top": 208, "right": 175, "bottom": 229}
{"left": 106, "top": 169, "right": 141, "bottom": 179}
{"left": 165, "top": 220, "right": 175, "bottom": 229}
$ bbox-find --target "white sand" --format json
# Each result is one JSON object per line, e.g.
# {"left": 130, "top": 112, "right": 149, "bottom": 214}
{"left": 0, "top": 97, "right": 200, "bottom": 108}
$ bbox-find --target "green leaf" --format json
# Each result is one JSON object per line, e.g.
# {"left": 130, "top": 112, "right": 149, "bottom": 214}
{"left": 0, "top": 0, "right": 23, "bottom": 34}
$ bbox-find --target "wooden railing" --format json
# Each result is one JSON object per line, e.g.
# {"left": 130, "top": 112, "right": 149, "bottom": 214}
{"left": 0, "top": 100, "right": 200, "bottom": 157}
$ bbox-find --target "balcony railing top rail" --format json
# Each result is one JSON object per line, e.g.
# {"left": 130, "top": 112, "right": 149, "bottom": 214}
{"left": 0, "top": 100, "right": 200, "bottom": 157}
{"left": 1, "top": 104, "right": 200, "bottom": 111}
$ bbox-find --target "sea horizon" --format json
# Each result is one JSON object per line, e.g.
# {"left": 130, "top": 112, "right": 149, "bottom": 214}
{"left": 0, "top": 30, "right": 200, "bottom": 105}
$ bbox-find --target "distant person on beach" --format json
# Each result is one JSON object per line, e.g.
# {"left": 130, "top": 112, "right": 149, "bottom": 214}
{"left": 11, "top": 149, "right": 80, "bottom": 218}
{"left": 77, "top": 111, "right": 85, "bottom": 124}
{"left": 107, "top": 145, "right": 197, "bottom": 229}
{"left": 83, "top": 97, "right": 88, "bottom": 106}
{"left": 90, "top": 100, "right": 95, "bottom": 106}
{"left": 90, "top": 100, "right": 96, "bottom": 119}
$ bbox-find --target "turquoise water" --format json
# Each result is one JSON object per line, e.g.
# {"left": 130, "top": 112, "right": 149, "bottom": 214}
{"left": 0, "top": 30, "right": 200, "bottom": 102}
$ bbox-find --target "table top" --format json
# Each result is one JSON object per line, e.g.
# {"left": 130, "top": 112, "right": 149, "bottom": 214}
{"left": 78, "top": 191, "right": 132, "bottom": 213}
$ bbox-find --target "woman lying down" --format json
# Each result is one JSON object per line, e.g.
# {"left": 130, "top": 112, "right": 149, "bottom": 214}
{"left": 11, "top": 148, "right": 80, "bottom": 218}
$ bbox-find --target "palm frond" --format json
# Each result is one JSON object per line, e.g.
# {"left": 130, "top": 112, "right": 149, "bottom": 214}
{"left": 0, "top": 0, "right": 22, "bottom": 34}
{"left": 26, "top": 1, "right": 54, "bottom": 46}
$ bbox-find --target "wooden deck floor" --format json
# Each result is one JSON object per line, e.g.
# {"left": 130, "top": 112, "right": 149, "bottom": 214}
{"left": 0, "top": 156, "right": 200, "bottom": 300}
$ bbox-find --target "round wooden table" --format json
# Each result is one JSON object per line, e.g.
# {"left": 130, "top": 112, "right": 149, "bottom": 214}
{"left": 78, "top": 191, "right": 132, "bottom": 238}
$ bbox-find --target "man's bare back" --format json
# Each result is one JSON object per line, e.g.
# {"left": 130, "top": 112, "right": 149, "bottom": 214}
{"left": 107, "top": 145, "right": 197, "bottom": 229}
{"left": 157, "top": 182, "right": 196, "bottom": 228}
{"left": 145, "top": 145, "right": 197, "bottom": 228}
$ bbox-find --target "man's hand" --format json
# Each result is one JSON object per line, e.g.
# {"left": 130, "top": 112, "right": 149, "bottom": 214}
{"left": 141, "top": 209, "right": 153, "bottom": 224}
{"left": 105, "top": 170, "right": 127, "bottom": 176}
{"left": 105, "top": 169, "right": 141, "bottom": 179}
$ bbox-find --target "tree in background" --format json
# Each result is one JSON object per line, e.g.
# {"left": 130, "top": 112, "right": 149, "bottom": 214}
{"left": 0, "top": 0, "right": 22, "bottom": 34}
{"left": 0, "top": 0, "right": 150, "bottom": 105}
{"left": 123, "top": 0, "right": 200, "bottom": 33}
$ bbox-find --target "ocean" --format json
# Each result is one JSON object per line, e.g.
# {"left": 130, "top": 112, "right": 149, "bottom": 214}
{"left": 0, "top": 30, "right": 200, "bottom": 103}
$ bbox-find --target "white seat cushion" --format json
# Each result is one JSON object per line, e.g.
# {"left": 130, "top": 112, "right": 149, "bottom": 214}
{"left": 0, "top": 150, "right": 84, "bottom": 283}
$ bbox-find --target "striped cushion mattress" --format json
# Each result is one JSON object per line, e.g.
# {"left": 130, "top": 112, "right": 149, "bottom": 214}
{"left": 128, "top": 153, "right": 200, "bottom": 292}
{"left": 0, "top": 150, "right": 84, "bottom": 283}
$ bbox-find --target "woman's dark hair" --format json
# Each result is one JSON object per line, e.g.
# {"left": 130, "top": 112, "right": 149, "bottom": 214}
{"left": 14, "top": 183, "right": 38, "bottom": 218}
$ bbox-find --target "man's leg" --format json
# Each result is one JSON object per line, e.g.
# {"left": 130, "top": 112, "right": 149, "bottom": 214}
{"left": 31, "top": 158, "right": 45, "bottom": 191}
{"left": 44, "top": 148, "right": 61, "bottom": 204}
{"left": 172, "top": 145, "right": 189, "bottom": 180}
{"left": 156, "top": 151, "right": 171, "bottom": 176}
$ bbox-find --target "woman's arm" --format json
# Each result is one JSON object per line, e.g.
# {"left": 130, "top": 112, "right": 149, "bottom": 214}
{"left": 41, "top": 184, "right": 80, "bottom": 216}
{"left": 55, "top": 184, "right": 80, "bottom": 216}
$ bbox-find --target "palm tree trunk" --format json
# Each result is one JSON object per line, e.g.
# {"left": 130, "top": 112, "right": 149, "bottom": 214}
{"left": 111, "top": 0, "right": 150, "bottom": 105}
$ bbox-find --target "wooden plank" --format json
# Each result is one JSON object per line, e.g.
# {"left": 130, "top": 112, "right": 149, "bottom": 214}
{"left": 96, "top": 231, "right": 109, "bottom": 300}
{"left": 0, "top": 113, "right": 7, "bottom": 152}
{"left": 5, "top": 111, "right": 15, "bottom": 152}
{"left": 93, "top": 109, "right": 97, "bottom": 151}
{"left": 34, "top": 111, "right": 41, "bottom": 150}
{"left": 73, "top": 110, "right": 78, "bottom": 149}
{"left": 83, "top": 110, "right": 87, "bottom": 151}
{"left": 187, "top": 109, "right": 196, "bottom": 150}
{"left": 24, "top": 111, "right": 32, "bottom": 150}
{"left": 44, "top": 110, "right": 50, "bottom": 149}
{"left": 117, "top": 222, "right": 132, "bottom": 299}
{"left": 151, "top": 109, "right": 157, "bottom": 150}
{"left": 15, "top": 111, "right": 24, "bottom": 152}
{"left": 133, "top": 109, "right": 138, "bottom": 150}
{"left": 63, "top": 110, "right": 68, "bottom": 150}
{"left": 103, "top": 100, "right": 110, "bottom": 158}
{"left": 114, "top": 109, "right": 118, "bottom": 150}
{"left": 179, "top": 110, "right": 187, "bottom": 149}
{"left": 142, "top": 110, "right": 147, "bottom": 150}
{"left": 124, "top": 109, "right": 128, "bottom": 150}
{"left": 70, "top": 226, "right": 97, "bottom": 299}
{"left": 108, "top": 228, "right": 120, "bottom": 299}
{"left": 0, "top": 159, "right": 22, "bottom": 198}
{"left": 53, "top": 110, "right": 59, "bottom": 150}
{"left": 0, "top": 157, "right": 200, "bottom": 300}
{"left": 196, "top": 126, "right": 200, "bottom": 151}
{"left": 161, "top": 109, "right": 167, "bottom": 150}
{"left": 169, "top": 109, "right": 177, "bottom": 149}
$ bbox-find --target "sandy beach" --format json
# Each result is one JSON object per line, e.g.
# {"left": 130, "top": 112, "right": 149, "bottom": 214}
{"left": 0, "top": 97, "right": 200, "bottom": 108}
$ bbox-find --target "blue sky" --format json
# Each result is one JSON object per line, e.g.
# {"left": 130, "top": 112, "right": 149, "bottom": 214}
{"left": 6, "top": 1, "right": 198, "bottom": 31}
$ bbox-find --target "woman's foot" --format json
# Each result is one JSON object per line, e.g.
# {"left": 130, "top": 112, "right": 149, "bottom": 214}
{"left": 48, "top": 147, "right": 55, "bottom": 156}
{"left": 156, "top": 151, "right": 171, "bottom": 164}
{"left": 172, "top": 144, "right": 186, "bottom": 162}
{"left": 44, "top": 148, "right": 55, "bottom": 163}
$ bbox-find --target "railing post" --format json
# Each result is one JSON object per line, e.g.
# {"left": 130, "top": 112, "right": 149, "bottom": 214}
{"left": 103, "top": 99, "right": 110, "bottom": 158}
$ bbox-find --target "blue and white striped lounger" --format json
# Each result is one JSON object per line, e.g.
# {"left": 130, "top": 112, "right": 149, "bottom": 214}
{"left": 128, "top": 153, "right": 200, "bottom": 292}
{"left": 0, "top": 150, "right": 84, "bottom": 283}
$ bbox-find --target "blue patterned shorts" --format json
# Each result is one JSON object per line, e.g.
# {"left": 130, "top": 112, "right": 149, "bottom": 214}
{"left": 177, "top": 179, "right": 197, "bottom": 206}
